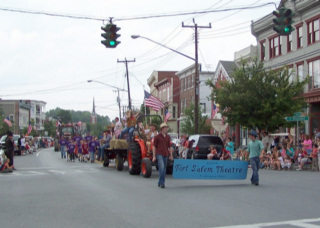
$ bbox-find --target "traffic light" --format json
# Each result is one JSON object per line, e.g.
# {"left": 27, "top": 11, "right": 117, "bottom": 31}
{"left": 101, "top": 23, "right": 121, "bottom": 48}
{"left": 272, "top": 7, "right": 294, "bottom": 35}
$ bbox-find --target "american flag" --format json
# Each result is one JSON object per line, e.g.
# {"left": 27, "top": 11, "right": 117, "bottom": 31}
{"left": 3, "top": 117, "right": 12, "bottom": 127}
{"left": 164, "top": 109, "right": 171, "bottom": 123}
{"left": 27, "top": 125, "right": 32, "bottom": 134}
{"left": 211, "top": 103, "right": 219, "bottom": 119}
{"left": 144, "top": 90, "right": 164, "bottom": 112}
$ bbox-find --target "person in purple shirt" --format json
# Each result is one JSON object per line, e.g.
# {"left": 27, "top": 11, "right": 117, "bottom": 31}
{"left": 67, "top": 140, "right": 76, "bottom": 162}
{"left": 88, "top": 137, "right": 97, "bottom": 163}
{"left": 59, "top": 136, "right": 67, "bottom": 159}
{"left": 73, "top": 133, "right": 82, "bottom": 146}
{"left": 85, "top": 132, "right": 93, "bottom": 142}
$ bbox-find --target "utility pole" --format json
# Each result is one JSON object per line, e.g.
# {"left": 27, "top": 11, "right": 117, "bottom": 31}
{"left": 113, "top": 89, "right": 121, "bottom": 120}
{"left": 117, "top": 58, "right": 135, "bottom": 110}
{"left": 182, "top": 19, "right": 211, "bottom": 134}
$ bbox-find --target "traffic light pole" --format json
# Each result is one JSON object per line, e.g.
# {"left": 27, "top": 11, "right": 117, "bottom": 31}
{"left": 117, "top": 58, "right": 135, "bottom": 110}
{"left": 182, "top": 20, "right": 211, "bottom": 134}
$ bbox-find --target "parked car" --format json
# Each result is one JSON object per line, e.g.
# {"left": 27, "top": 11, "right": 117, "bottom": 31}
{"left": 0, "top": 134, "right": 21, "bottom": 155}
{"left": 0, "top": 147, "right": 5, "bottom": 165}
{"left": 186, "top": 134, "right": 224, "bottom": 159}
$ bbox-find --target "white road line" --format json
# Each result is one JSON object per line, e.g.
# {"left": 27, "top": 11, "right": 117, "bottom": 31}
{"left": 212, "top": 217, "right": 320, "bottom": 228}
{"left": 36, "top": 151, "right": 41, "bottom": 156}
{"left": 48, "top": 170, "right": 65, "bottom": 175}
{"left": 18, "top": 167, "right": 55, "bottom": 170}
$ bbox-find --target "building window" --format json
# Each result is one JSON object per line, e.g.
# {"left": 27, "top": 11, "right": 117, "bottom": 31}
{"left": 297, "top": 63, "right": 304, "bottom": 82}
{"left": 184, "top": 78, "right": 187, "bottom": 91}
{"left": 184, "top": 98, "right": 187, "bottom": 109}
{"left": 167, "top": 88, "right": 170, "bottom": 102}
{"left": 180, "top": 79, "right": 183, "bottom": 91}
{"left": 288, "top": 67, "right": 293, "bottom": 84}
{"left": 308, "top": 59, "right": 320, "bottom": 89}
{"left": 188, "top": 76, "right": 191, "bottom": 88}
{"left": 260, "top": 40, "right": 265, "bottom": 61}
{"left": 181, "top": 99, "right": 184, "bottom": 113}
{"left": 287, "top": 34, "right": 292, "bottom": 52}
{"left": 173, "top": 106, "right": 176, "bottom": 119}
{"left": 269, "top": 36, "right": 282, "bottom": 58}
{"left": 307, "top": 17, "right": 320, "bottom": 45}
{"left": 191, "top": 75, "right": 194, "bottom": 88}
{"left": 297, "top": 25, "right": 303, "bottom": 49}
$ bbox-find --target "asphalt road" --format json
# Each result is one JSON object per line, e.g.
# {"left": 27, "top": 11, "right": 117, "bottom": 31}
{"left": 1, "top": 147, "right": 319, "bottom": 228}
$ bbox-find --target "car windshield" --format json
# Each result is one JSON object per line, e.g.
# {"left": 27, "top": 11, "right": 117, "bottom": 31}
{"left": 0, "top": 136, "right": 6, "bottom": 143}
{"left": 198, "top": 136, "right": 223, "bottom": 150}
{"left": 13, "top": 135, "right": 20, "bottom": 141}
{"left": 62, "top": 127, "right": 73, "bottom": 134}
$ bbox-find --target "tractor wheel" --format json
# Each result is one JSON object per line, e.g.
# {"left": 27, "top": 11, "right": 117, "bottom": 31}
{"left": 115, "top": 153, "right": 124, "bottom": 171}
{"left": 103, "top": 155, "right": 109, "bottom": 167}
{"left": 128, "top": 142, "right": 141, "bottom": 175}
{"left": 141, "top": 158, "right": 152, "bottom": 178}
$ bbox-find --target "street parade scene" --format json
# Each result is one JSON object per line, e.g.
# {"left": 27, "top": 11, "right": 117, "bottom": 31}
{"left": 1, "top": 1, "right": 320, "bottom": 228}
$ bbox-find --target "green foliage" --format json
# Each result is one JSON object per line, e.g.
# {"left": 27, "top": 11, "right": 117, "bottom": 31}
{"left": 180, "top": 103, "right": 211, "bottom": 135}
{"left": 0, "top": 108, "right": 12, "bottom": 136}
{"left": 43, "top": 120, "right": 56, "bottom": 137}
{"left": 206, "top": 60, "right": 308, "bottom": 132}
{"left": 140, "top": 103, "right": 150, "bottom": 116}
{"left": 46, "top": 107, "right": 111, "bottom": 137}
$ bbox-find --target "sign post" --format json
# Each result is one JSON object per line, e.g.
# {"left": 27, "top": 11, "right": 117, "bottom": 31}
{"left": 285, "top": 115, "right": 309, "bottom": 146}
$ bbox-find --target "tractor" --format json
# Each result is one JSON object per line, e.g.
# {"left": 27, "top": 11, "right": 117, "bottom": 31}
{"left": 127, "top": 115, "right": 175, "bottom": 178}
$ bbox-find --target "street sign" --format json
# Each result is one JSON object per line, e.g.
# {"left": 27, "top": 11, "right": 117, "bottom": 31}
{"left": 285, "top": 116, "right": 309, "bottom": 121}
{"left": 294, "top": 112, "right": 301, "bottom": 117}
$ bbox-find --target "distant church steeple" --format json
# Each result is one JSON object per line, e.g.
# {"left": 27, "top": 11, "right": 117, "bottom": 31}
{"left": 91, "top": 97, "right": 97, "bottom": 124}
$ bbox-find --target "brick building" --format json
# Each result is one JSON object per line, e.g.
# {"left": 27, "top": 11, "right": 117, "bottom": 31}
{"left": 252, "top": 0, "right": 320, "bottom": 137}
{"left": 147, "top": 71, "right": 179, "bottom": 133}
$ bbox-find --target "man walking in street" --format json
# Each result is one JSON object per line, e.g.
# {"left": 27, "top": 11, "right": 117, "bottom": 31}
{"left": 248, "top": 129, "right": 264, "bottom": 186}
{"left": 59, "top": 136, "right": 67, "bottom": 159}
{"left": 152, "top": 123, "right": 173, "bottom": 188}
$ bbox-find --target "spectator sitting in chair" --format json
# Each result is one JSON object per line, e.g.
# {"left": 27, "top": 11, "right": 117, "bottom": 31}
{"left": 207, "top": 145, "right": 218, "bottom": 160}
{"left": 220, "top": 148, "right": 230, "bottom": 160}
{"left": 296, "top": 146, "right": 311, "bottom": 171}
{"left": 0, "top": 158, "right": 14, "bottom": 173}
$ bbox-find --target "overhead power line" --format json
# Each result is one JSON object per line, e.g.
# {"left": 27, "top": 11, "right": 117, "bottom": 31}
{"left": 0, "top": 3, "right": 277, "bottom": 22}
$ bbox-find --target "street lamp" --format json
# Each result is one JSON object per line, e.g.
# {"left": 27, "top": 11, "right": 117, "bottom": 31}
{"left": 131, "top": 35, "right": 199, "bottom": 133}
{"left": 87, "top": 80, "right": 127, "bottom": 120}
{"left": 131, "top": 35, "right": 195, "bottom": 61}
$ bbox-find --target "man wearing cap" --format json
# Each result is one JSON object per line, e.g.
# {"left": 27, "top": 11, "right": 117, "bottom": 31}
{"left": 152, "top": 123, "right": 173, "bottom": 188}
{"left": 248, "top": 129, "right": 264, "bottom": 186}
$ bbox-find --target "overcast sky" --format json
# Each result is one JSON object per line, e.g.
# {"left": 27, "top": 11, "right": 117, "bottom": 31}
{"left": 0, "top": 0, "right": 280, "bottom": 120}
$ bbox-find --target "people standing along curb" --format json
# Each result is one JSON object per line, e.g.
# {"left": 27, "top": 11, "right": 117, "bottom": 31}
{"left": 247, "top": 129, "right": 264, "bottom": 186}
{"left": 152, "top": 123, "right": 173, "bottom": 189}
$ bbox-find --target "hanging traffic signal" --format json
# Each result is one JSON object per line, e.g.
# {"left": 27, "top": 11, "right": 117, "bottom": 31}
{"left": 283, "top": 8, "right": 294, "bottom": 35}
{"left": 272, "top": 7, "right": 294, "bottom": 36}
{"left": 101, "top": 23, "right": 121, "bottom": 48}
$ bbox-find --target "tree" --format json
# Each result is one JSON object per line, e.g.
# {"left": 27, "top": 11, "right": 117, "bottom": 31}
{"left": 206, "top": 60, "right": 308, "bottom": 132}
{"left": 139, "top": 103, "right": 150, "bottom": 116}
{"left": 180, "top": 103, "right": 211, "bottom": 135}
{"left": 0, "top": 108, "right": 12, "bottom": 136}
{"left": 43, "top": 120, "right": 56, "bottom": 137}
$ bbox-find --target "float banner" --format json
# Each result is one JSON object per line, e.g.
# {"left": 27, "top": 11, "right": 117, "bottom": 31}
{"left": 172, "top": 159, "right": 249, "bottom": 180}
